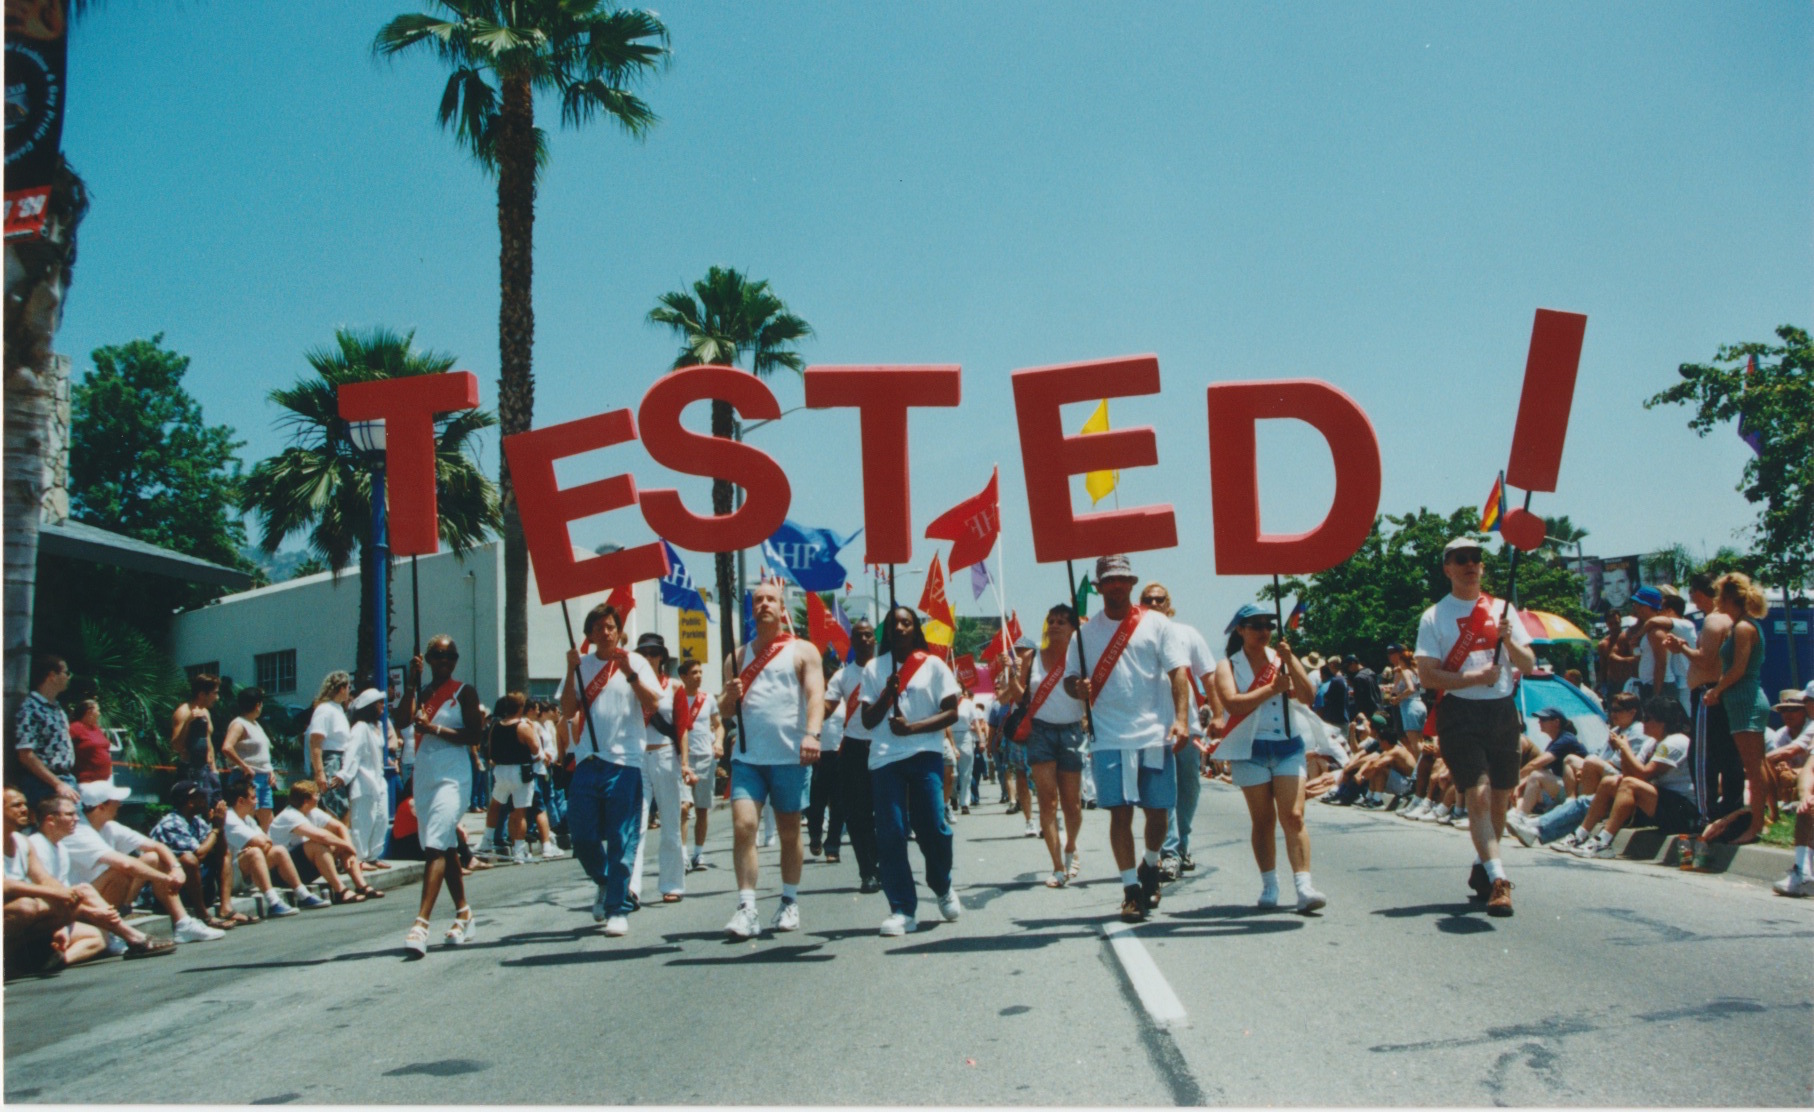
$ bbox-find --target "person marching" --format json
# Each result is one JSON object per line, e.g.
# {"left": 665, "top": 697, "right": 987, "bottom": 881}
{"left": 562, "top": 603, "right": 664, "bottom": 937}
{"left": 719, "top": 581, "right": 826, "bottom": 939}
{"left": 826, "top": 619, "right": 882, "bottom": 892}
{"left": 1413, "top": 537, "right": 1537, "bottom": 918}
{"left": 1213, "top": 603, "right": 1327, "bottom": 912}
{"left": 398, "top": 636, "right": 485, "bottom": 954}
{"left": 673, "top": 657, "right": 723, "bottom": 873}
{"left": 861, "top": 605, "right": 963, "bottom": 935}
{"left": 481, "top": 693, "right": 543, "bottom": 866}
{"left": 631, "top": 633, "right": 690, "bottom": 903}
{"left": 1067, "top": 555, "right": 1194, "bottom": 923}
{"left": 998, "top": 604, "right": 1089, "bottom": 888}
{"left": 1143, "top": 582, "right": 1221, "bottom": 881}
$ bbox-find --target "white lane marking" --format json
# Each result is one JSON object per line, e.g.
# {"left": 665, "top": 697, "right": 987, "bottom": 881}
{"left": 1101, "top": 920, "right": 1189, "bottom": 1029}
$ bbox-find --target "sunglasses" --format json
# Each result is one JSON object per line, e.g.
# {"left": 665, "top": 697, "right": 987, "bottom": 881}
{"left": 425, "top": 650, "right": 458, "bottom": 660}
{"left": 1141, "top": 595, "right": 1169, "bottom": 606}
{"left": 1447, "top": 552, "right": 1483, "bottom": 566}
{"left": 1241, "top": 620, "right": 1277, "bottom": 631}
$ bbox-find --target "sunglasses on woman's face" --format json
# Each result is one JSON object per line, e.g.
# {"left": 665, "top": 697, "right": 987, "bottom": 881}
{"left": 1141, "top": 595, "right": 1168, "bottom": 606}
{"left": 1242, "top": 621, "right": 1276, "bottom": 632}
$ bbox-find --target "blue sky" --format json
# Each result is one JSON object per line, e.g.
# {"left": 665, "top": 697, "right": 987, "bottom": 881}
{"left": 53, "top": 2, "right": 1812, "bottom": 632}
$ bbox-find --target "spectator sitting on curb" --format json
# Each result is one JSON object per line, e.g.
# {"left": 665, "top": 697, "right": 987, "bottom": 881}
{"left": 1570, "top": 692, "right": 1642, "bottom": 801}
{"left": 268, "top": 781, "right": 379, "bottom": 903}
{"left": 148, "top": 781, "right": 241, "bottom": 930}
{"left": 1513, "top": 708, "right": 1587, "bottom": 817}
{"left": 1774, "top": 689, "right": 1814, "bottom": 897}
{"left": 1551, "top": 696, "right": 1697, "bottom": 859}
{"left": 221, "top": 779, "right": 318, "bottom": 915}
{"left": 22, "top": 791, "right": 175, "bottom": 960}
{"left": 1764, "top": 688, "right": 1814, "bottom": 816}
{"left": 61, "top": 780, "right": 226, "bottom": 943}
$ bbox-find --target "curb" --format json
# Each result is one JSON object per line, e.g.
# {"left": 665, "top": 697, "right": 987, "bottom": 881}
{"left": 126, "top": 857, "right": 433, "bottom": 942}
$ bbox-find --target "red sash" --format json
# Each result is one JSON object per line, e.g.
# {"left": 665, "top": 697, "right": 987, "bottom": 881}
{"left": 1428, "top": 595, "right": 1497, "bottom": 738}
{"left": 1087, "top": 607, "right": 1145, "bottom": 706}
{"left": 421, "top": 679, "right": 462, "bottom": 722}
{"left": 1220, "top": 654, "right": 1281, "bottom": 736}
{"left": 738, "top": 633, "right": 796, "bottom": 696}
{"left": 895, "top": 651, "right": 930, "bottom": 693}
{"left": 843, "top": 687, "right": 862, "bottom": 723}
{"left": 673, "top": 689, "right": 706, "bottom": 737}
{"left": 1013, "top": 659, "right": 1067, "bottom": 741}
{"left": 582, "top": 656, "right": 620, "bottom": 708}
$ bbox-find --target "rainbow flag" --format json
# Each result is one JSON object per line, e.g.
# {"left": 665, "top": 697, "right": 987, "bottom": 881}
{"left": 1479, "top": 472, "right": 1507, "bottom": 533}
{"left": 1287, "top": 600, "right": 1307, "bottom": 631}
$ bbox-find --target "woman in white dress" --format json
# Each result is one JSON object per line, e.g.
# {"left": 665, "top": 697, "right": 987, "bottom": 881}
{"left": 398, "top": 636, "right": 485, "bottom": 955}
{"left": 326, "top": 689, "right": 391, "bottom": 867}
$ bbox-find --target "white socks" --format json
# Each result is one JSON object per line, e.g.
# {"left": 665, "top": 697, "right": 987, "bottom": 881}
{"left": 262, "top": 887, "right": 281, "bottom": 903}
{"left": 1293, "top": 871, "right": 1315, "bottom": 895}
{"left": 781, "top": 883, "right": 798, "bottom": 903}
{"left": 1142, "top": 849, "right": 1160, "bottom": 867}
{"left": 512, "top": 840, "right": 527, "bottom": 855}
{"left": 1119, "top": 867, "right": 1139, "bottom": 887}
{"left": 1483, "top": 858, "right": 1507, "bottom": 882}
{"left": 738, "top": 888, "right": 757, "bottom": 910}
{"left": 1796, "top": 846, "right": 1812, "bottom": 872}
{"left": 1259, "top": 870, "right": 1280, "bottom": 902}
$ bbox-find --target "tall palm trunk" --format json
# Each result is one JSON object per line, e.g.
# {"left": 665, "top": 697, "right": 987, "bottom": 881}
{"left": 496, "top": 75, "right": 537, "bottom": 693}
{"left": 3, "top": 162, "right": 84, "bottom": 732}
{"left": 711, "top": 398, "right": 737, "bottom": 662}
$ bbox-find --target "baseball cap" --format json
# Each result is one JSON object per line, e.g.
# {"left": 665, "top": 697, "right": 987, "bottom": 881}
{"left": 1224, "top": 602, "right": 1274, "bottom": 634}
{"left": 79, "top": 779, "right": 132, "bottom": 809}
{"left": 1631, "top": 587, "right": 1664, "bottom": 610}
{"left": 1535, "top": 707, "right": 1567, "bottom": 722}
{"left": 1443, "top": 537, "right": 1485, "bottom": 558}
{"left": 1095, "top": 554, "right": 1135, "bottom": 581}
{"left": 167, "top": 780, "right": 202, "bottom": 807}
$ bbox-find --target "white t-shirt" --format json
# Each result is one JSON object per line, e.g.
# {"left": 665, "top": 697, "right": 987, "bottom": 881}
{"left": 1076, "top": 608, "right": 1190, "bottom": 751}
{"left": 1177, "top": 623, "right": 1217, "bottom": 738}
{"left": 676, "top": 689, "right": 720, "bottom": 762}
{"left": 1647, "top": 732, "right": 1693, "bottom": 795}
{"left": 5, "top": 830, "right": 32, "bottom": 882}
{"left": 861, "top": 651, "right": 961, "bottom": 768}
{"left": 821, "top": 698, "right": 846, "bottom": 755}
{"left": 1667, "top": 618, "right": 1696, "bottom": 688}
{"left": 1767, "top": 719, "right": 1814, "bottom": 764}
{"left": 574, "top": 651, "right": 659, "bottom": 769}
{"left": 268, "top": 805, "right": 331, "bottom": 851}
{"left": 1414, "top": 594, "right": 1533, "bottom": 701}
{"left": 60, "top": 816, "right": 151, "bottom": 885}
{"left": 28, "top": 832, "right": 69, "bottom": 885}
{"left": 951, "top": 697, "right": 976, "bottom": 754}
{"left": 1027, "top": 651, "right": 1086, "bottom": 726}
{"left": 223, "top": 809, "right": 264, "bottom": 853}
{"left": 308, "top": 700, "right": 351, "bottom": 755}
{"left": 644, "top": 676, "right": 678, "bottom": 750}
{"left": 828, "top": 662, "right": 872, "bottom": 742}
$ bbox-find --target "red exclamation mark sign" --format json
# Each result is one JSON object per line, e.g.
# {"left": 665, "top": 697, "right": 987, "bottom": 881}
{"left": 1499, "top": 308, "right": 1587, "bottom": 551}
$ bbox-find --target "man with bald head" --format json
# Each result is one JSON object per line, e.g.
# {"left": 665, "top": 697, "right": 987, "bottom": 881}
{"left": 719, "top": 581, "right": 826, "bottom": 939}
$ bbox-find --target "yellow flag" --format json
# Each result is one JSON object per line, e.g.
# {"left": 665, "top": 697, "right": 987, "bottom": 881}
{"left": 922, "top": 618, "right": 955, "bottom": 647}
{"left": 1080, "top": 399, "right": 1118, "bottom": 505}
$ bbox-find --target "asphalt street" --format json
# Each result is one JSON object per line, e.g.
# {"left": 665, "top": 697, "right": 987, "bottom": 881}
{"left": 5, "top": 782, "right": 1811, "bottom": 1105}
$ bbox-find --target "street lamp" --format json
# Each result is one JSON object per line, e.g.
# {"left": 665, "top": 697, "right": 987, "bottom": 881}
{"left": 347, "top": 420, "right": 389, "bottom": 725}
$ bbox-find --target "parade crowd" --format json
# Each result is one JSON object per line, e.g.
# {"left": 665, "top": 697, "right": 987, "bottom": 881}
{"left": 7, "top": 544, "right": 1812, "bottom": 976}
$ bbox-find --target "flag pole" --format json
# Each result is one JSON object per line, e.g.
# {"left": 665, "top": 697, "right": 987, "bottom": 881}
{"left": 1495, "top": 490, "right": 1533, "bottom": 665}
{"left": 410, "top": 555, "right": 421, "bottom": 657}
{"left": 1066, "top": 560, "right": 1094, "bottom": 735}
{"left": 559, "top": 600, "right": 607, "bottom": 757}
{"left": 1271, "top": 574, "right": 1293, "bottom": 734}
{"left": 888, "top": 564, "right": 900, "bottom": 683}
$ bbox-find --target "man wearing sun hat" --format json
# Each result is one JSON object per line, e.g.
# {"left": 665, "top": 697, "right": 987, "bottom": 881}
{"left": 1065, "top": 554, "right": 1193, "bottom": 922}
{"left": 1414, "top": 536, "right": 1537, "bottom": 918}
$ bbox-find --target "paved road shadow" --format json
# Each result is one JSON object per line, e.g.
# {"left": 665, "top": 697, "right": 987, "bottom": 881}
{"left": 499, "top": 944, "right": 681, "bottom": 967}
{"left": 666, "top": 943, "right": 834, "bottom": 965}
{"left": 1371, "top": 901, "right": 1496, "bottom": 934}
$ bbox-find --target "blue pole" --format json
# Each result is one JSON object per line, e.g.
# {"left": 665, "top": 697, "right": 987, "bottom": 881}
{"left": 371, "top": 461, "right": 390, "bottom": 738}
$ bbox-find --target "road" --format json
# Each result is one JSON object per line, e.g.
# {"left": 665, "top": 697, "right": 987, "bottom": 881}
{"left": 5, "top": 783, "right": 1811, "bottom": 1105}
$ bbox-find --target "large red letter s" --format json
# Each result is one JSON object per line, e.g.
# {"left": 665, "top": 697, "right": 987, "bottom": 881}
{"left": 1011, "top": 355, "right": 1177, "bottom": 563}
{"left": 336, "top": 371, "right": 480, "bottom": 557}
{"left": 1206, "top": 380, "right": 1380, "bottom": 576}
{"left": 802, "top": 366, "right": 962, "bottom": 565}
{"left": 501, "top": 410, "right": 667, "bottom": 605}
{"left": 637, "top": 365, "right": 792, "bottom": 552}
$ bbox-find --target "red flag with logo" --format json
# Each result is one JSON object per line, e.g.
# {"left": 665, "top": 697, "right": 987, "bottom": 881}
{"left": 925, "top": 468, "right": 1001, "bottom": 572}
{"left": 918, "top": 552, "right": 955, "bottom": 629}
{"left": 954, "top": 653, "right": 979, "bottom": 689}
{"left": 606, "top": 583, "right": 636, "bottom": 617}
{"left": 806, "top": 591, "right": 851, "bottom": 661}
{"left": 981, "top": 611, "right": 1023, "bottom": 663}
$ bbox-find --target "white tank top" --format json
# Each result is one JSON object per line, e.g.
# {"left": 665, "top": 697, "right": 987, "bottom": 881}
{"left": 4, "top": 831, "right": 29, "bottom": 882}
{"left": 736, "top": 639, "right": 806, "bottom": 766}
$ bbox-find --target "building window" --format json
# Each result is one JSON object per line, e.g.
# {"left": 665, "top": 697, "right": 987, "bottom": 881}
{"left": 255, "top": 650, "right": 297, "bottom": 694}
{"left": 527, "top": 679, "right": 559, "bottom": 703}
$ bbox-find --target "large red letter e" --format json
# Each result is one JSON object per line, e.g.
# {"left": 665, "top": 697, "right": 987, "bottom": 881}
{"left": 501, "top": 411, "right": 667, "bottom": 604}
{"left": 1206, "top": 380, "right": 1381, "bottom": 575}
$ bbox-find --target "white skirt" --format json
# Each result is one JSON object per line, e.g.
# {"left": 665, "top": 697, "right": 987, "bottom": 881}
{"left": 414, "top": 737, "right": 473, "bottom": 852}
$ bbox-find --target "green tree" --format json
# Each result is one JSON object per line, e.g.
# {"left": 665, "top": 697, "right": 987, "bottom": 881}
{"left": 70, "top": 335, "right": 253, "bottom": 570}
{"left": 241, "top": 328, "right": 501, "bottom": 685}
{"left": 1646, "top": 325, "right": 1814, "bottom": 594}
{"left": 649, "top": 267, "right": 813, "bottom": 661}
{"left": 375, "top": 1, "right": 670, "bottom": 693}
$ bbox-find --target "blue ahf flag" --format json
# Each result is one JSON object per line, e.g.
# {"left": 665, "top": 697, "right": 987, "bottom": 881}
{"left": 761, "top": 520, "right": 860, "bottom": 593}
{"left": 658, "top": 541, "right": 710, "bottom": 617}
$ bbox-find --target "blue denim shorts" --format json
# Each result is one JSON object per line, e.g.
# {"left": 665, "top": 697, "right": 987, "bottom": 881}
{"left": 1092, "top": 746, "right": 1177, "bottom": 810}
{"left": 730, "top": 761, "right": 809, "bottom": 814}
{"left": 252, "top": 771, "right": 274, "bottom": 811}
{"left": 1025, "top": 719, "right": 1085, "bottom": 773}
{"left": 1230, "top": 737, "right": 1307, "bottom": 788}
{"left": 1004, "top": 740, "right": 1031, "bottom": 774}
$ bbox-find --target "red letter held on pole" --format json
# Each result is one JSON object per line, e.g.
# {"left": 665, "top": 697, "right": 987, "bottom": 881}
{"left": 1010, "top": 355, "right": 1177, "bottom": 563}
{"left": 336, "top": 371, "right": 480, "bottom": 557}
{"left": 500, "top": 410, "right": 668, "bottom": 605}
{"left": 802, "top": 366, "right": 962, "bottom": 565}
{"left": 638, "top": 365, "right": 793, "bottom": 552}
{"left": 1206, "top": 380, "right": 1381, "bottom": 576}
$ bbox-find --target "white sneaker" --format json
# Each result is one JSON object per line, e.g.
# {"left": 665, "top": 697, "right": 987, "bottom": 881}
{"left": 1023, "top": 821, "right": 1038, "bottom": 838}
{"left": 1295, "top": 885, "right": 1327, "bottom": 914}
{"left": 510, "top": 844, "right": 532, "bottom": 866}
{"left": 755, "top": 834, "right": 774, "bottom": 849}
{"left": 541, "top": 844, "right": 566, "bottom": 860}
{"left": 1502, "top": 810, "right": 1535, "bottom": 847}
{"left": 1421, "top": 806, "right": 1448, "bottom": 824}
{"left": 603, "top": 915, "right": 630, "bottom": 936}
{"left": 266, "top": 898, "right": 298, "bottom": 918}
{"left": 938, "top": 890, "right": 963, "bottom": 922}
{"left": 173, "top": 917, "right": 225, "bottom": 943}
{"left": 1550, "top": 832, "right": 1581, "bottom": 852}
{"left": 689, "top": 854, "right": 705, "bottom": 872}
{"left": 1773, "top": 867, "right": 1813, "bottom": 897}
{"left": 1258, "top": 888, "right": 1282, "bottom": 909}
{"left": 879, "top": 912, "right": 918, "bottom": 936}
{"left": 772, "top": 900, "right": 801, "bottom": 932}
{"left": 1573, "top": 838, "right": 1617, "bottom": 859}
{"left": 1398, "top": 799, "right": 1426, "bottom": 820}
{"left": 725, "top": 904, "right": 760, "bottom": 940}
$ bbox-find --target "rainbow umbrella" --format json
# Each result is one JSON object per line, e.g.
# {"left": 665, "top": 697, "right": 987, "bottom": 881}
{"left": 1517, "top": 609, "right": 1591, "bottom": 644}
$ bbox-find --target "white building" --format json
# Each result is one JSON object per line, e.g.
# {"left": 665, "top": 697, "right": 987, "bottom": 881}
{"left": 168, "top": 541, "right": 717, "bottom": 712}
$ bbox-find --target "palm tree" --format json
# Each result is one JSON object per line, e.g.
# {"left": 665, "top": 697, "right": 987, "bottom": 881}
{"left": 241, "top": 328, "right": 501, "bottom": 683}
{"left": 648, "top": 267, "right": 812, "bottom": 660}
{"left": 375, "top": 1, "right": 669, "bottom": 692}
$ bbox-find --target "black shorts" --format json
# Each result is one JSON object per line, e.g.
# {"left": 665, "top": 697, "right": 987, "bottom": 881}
{"left": 1436, "top": 695, "right": 1521, "bottom": 791}
{"left": 1652, "top": 788, "right": 1700, "bottom": 835}
{"left": 291, "top": 842, "right": 322, "bottom": 884}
